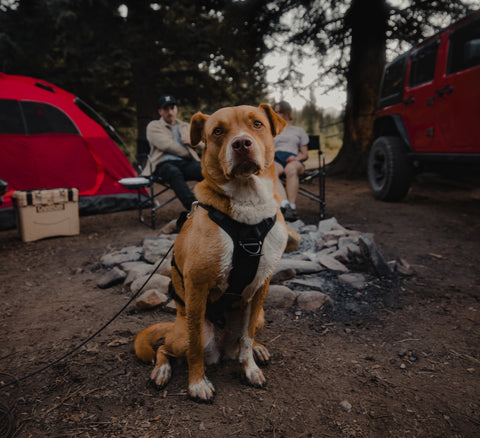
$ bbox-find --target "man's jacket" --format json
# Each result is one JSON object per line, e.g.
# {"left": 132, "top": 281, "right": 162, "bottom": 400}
{"left": 143, "top": 117, "right": 200, "bottom": 176}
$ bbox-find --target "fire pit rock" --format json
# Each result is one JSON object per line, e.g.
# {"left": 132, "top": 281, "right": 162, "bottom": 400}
{"left": 98, "top": 217, "right": 407, "bottom": 313}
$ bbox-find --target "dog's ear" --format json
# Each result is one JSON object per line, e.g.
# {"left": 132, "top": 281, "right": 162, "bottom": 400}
{"left": 190, "top": 112, "right": 209, "bottom": 147}
{"left": 259, "top": 103, "right": 287, "bottom": 137}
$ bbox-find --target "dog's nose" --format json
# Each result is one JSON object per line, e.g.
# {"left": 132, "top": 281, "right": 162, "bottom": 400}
{"left": 232, "top": 137, "right": 252, "bottom": 153}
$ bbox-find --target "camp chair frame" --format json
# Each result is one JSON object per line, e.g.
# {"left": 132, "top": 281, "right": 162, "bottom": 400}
{"left": 281, "top": 135, "right": 326, "bottom": 219}
{"left": 119, "top": 144, "right": 193, "bottom": 229}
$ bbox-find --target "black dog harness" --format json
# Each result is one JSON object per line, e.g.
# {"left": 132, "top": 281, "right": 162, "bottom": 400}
{"left": 170, "top": 202, "right": 277, "bottom": 327}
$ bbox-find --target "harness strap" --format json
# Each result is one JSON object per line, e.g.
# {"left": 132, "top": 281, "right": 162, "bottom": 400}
{"left": 198, "top": 203, "right": 276, "bottom": 297}
{"left": 169, "top": 203, "right": 277, "bottom": 327}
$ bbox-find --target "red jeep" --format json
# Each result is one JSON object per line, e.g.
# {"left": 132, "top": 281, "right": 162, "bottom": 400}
{"left": 368, "top": 11, "right": 480, "bottom": 201}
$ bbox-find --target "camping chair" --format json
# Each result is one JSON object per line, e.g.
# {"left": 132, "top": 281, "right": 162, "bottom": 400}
{"left": 119, "top": 139, "right": 191, "bottom": 229}
{"left": 296, "top": 135, "right": 326, "bottom": 219}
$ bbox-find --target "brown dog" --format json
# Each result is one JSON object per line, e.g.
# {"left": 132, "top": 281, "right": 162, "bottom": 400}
{"left": 134, "top": 104, "right": 289, "bottom": 402}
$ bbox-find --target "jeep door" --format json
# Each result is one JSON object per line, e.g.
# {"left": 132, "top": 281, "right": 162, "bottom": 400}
{"left": 402, "top": 39, "right": 442, "bottom": 152}
{"left": 434, "top": 15, "right": 480, "bottom": 152}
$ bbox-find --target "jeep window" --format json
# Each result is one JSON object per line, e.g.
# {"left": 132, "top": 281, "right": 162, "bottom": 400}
{"left": 447, "top": 16, "right": 480, "bottom": 74}
{"left": 408, "top": 40, "right": 440, "bottom": 88}
{"left": 378, "top": 55, "right": 407, "bottom": 107}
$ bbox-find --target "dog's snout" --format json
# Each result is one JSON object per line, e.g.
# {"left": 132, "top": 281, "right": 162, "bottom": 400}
{"left": 227, "top": 133, "right": 262, "bottom": 177}
{"left": 232, "top": 137, "right": 253, "bottom": 153}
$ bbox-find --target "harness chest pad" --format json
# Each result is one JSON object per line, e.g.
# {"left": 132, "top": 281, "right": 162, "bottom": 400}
{"left": 169, "top": 203, "right": 277, "bottom": 327}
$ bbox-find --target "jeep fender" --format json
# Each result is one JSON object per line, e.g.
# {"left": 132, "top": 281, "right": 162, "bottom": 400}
{"left": 373, "top": 115, "right": 412, "bottom": 152}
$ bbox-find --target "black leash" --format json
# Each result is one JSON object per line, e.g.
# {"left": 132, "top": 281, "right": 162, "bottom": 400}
{"left": 0, "top": 243, "right": 174, "bottom": 391}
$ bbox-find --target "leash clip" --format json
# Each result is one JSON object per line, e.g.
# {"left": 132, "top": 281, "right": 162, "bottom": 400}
{"left": 239, "top": 240, "right": 263, "bottom": 256}
{"left": 187, "top": 200, "right": 199, "bottom": 218}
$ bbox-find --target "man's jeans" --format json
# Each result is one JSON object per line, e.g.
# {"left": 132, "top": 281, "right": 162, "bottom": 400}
{"left": 154, "top": 159, "right": 203, "bottom": 210}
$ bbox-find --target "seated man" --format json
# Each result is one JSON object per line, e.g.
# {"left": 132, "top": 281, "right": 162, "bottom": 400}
{"left": 143, "top": 94, "right": 203, "bottom": 212}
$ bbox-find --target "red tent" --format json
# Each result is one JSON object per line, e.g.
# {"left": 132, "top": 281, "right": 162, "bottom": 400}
{"left": 0, "top": 73, "right": 138, "bottom": 228}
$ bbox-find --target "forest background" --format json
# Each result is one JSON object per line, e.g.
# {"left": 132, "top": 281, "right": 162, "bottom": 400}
{"left": 1, "top": 0, "right": 478, "bottom": 173}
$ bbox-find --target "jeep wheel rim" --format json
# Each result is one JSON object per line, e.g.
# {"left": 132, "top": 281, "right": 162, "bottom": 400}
{"left": 371, "top": 148, "right": 387, "bottom": 188}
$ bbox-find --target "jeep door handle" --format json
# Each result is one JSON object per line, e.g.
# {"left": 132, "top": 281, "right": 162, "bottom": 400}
{"left": 436, "top": 85, "right": 453, "bottom": 96}
{"left": 402, "top": 97, "right": 415, "bottom": 104}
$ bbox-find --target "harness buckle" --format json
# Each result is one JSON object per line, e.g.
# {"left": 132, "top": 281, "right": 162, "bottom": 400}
{"left": 239, "top": 240, "right": 263, "bottom": 256}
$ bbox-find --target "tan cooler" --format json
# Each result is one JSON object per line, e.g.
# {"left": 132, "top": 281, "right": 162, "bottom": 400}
{"left": 13, "top": 188, "right": 80, "bottom": 242}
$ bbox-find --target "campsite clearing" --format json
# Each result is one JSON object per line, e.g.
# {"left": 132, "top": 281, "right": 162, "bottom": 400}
{"left": 0, "top": 174, "right": 479, "bottom": 437}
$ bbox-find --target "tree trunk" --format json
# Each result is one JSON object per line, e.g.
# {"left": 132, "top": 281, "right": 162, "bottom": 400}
{"left": 124, "top": 1, "right": 162, "bottom": 155}
{"left": 328, "top": 0, "right": 388, "bottom": 177}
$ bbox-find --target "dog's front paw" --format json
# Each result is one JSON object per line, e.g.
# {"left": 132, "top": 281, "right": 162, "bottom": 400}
{"left": 253, "top": 342, "right": 270, "bottom": 365}
{"left": 150, "top": 363, "right": 172, "bottom": 389}
{"left": 242, "top": 365, "right": 266, "bottom": 388}
{"left": 188, "top": 377, "right": 216, "bottom": 403}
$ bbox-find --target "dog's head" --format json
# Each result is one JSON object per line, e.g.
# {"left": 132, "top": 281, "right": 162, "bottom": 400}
{"left": 190, "top": 104, "right": 286, "bottom": 183}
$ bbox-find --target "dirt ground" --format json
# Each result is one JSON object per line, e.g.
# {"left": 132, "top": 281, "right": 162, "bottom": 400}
{"left": 1, "top": 173, "right": 479, "bottom": 438}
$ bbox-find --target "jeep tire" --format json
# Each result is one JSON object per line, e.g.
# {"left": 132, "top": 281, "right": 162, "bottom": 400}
{"left": 368, "top": 136, "right": 413, "bottom": 201}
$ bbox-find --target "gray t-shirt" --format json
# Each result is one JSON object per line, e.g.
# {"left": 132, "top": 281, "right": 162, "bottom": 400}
{"left": 274, "top": 125, "right": 309, "bottom": 155}
{"left": 162, "top": 122, "right": 188, "bottom": 162}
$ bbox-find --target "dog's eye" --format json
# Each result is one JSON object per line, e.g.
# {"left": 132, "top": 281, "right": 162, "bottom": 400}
{"left": 253, "top": 121, "right": 263, "bottom": 129}
{"left": 213, "top": 127, "right": 223, "bottom": 136}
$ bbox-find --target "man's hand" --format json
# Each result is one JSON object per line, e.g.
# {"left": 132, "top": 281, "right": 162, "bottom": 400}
{"left": 181, "top": 133, "right": 191, "bottom": 146}
{"left": 286, "top": 155, "right": 300, "bottom": 163}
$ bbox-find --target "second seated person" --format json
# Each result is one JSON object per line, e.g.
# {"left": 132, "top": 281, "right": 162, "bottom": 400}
{"left": 144, "top": 94, "right": 203, "bottom": 213}
{"left": 273, "top": 100, "right": 309, "bottom": 222}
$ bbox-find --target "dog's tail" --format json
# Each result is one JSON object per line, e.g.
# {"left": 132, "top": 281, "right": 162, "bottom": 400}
{"left": 134, "top": 322, "right": 174, "bottom": 364}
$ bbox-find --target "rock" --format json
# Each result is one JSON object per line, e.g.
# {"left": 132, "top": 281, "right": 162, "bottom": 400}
{"left": 285, "top": 219, "right": 305, "bottom": 233}
{"left": 297, "top": 251, "right": 319, "bottom": 262}
{"left": 131, "top": 273, "right": 171, "bottom": 294}
{"left": 317, "top": 217, "right": 347, "bottom": 234}
{"left": 316, "top": 247, "right": 336, "bottom": 258}
{"left": 107, "top": 338, "right": 130, "bottom": 347}
{"left": 275, "top": 259, "right": 324, "bottom": 275}
{"left": 317, "top": 253, "right": 349, "bottom": 273}
{"left": 323, "top": 229, "right": 349, "bottom": 240}
{"left": 143, "top": 237, "right": 175, "bottom": 264}
{"left": 151, "top": 252, "right": 173, "bottom": 277}
{"left": 338, "top": 237, "right": 355, "bottom": 250}
{"left": 340, "top": 400, "right": 352, "bottom": 412}
{"left": 358, "top": 236, "right": 392, "bottom": 277}
{"left": 286, "top": 278, "right": 326, "bottom": 289}
{"left": 338, "top": 273, "right": 366, "bottom": 290}
{"left": 271, "top": 268, "right": 296, "bottom": 284}
{"left": 164, "top": 300, "right": 177, "bottom": 313}
{"left": 397, "top": 257, "right": 415, "bottom": 276}
{"left": 301, "top": 224, "right": 318, "bottom": 233}
{"left": 330, "top": 248, "right": 350, "bottom": 263}
{"left": 121, "top": 261, "right": 153, "bottom": 286}
{"left": 296, "top": 291, "right": 333, "bottom": 312}
{"left": 265, "top": 285, "right": 297, "bottom": 308}
{"left": 101, "top": 246, "right": 142, "bottom": 267}
{"left": 285, "top": 226, "right": 301, "bottom": 253}
{"left": 344, "top": 243, "right": 361, "bottom": 258}
{"left": 136, "top": 290, "right": 169, "bottom": 309}
{"left": 159, "top": 219, "right": 178, "bottom": 235}
{"left": 97, "top": 266, "right": 127, "bottom": 289}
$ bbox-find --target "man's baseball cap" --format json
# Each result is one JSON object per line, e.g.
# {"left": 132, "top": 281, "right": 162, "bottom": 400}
{"left": 158, "top": 94, "right": 177, "bottom": 109}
